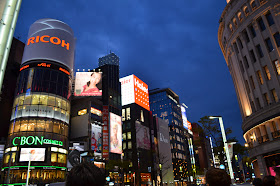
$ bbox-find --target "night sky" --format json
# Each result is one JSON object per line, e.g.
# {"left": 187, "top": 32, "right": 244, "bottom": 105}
{"left": 14, "top": 0, "right": 245, "bottom": 143}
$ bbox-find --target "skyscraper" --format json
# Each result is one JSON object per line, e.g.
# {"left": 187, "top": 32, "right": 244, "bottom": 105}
{"left": 218, "top": 0, "right": 280, "bottom": 178}
{"left": 149, "top": 88, "right": 189, "bottom": 183}
{"left": 2, "top": 19, "right": 75, "bottom": 185}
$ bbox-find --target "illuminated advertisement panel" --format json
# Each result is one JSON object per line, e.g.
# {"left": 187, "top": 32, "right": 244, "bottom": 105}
{"left": 74, "top": 72, "right": 102, "bottom": 96}
{"left": 19, "top": 148, "right": 46, "bottom": 162}
{"left": 91, "top": 124, "right": 102, "bottom": 157}
{"left": 120, "top": 74, "right": 150, "bottom": 111}
{"left": 181, "top": 105, "right": 193, "bottom": 134}
{"left": 135, "top": 121, "right": 150, "bottom": 150}
{"left": 21, "top": 19, "right": 75, "bottom": 70}
{"left": 109, "top": 113, "right": 122, "bottom": 154}
{"left": 102, "top": 106, "right": 109, "bottom": 159}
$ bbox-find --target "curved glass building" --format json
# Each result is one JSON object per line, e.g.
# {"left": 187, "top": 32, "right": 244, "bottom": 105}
{"left": 2, "top": 18, "right": 75, "bottom": 185}
{"left": 218, "top": 0, "right": 280, "bottom": 178}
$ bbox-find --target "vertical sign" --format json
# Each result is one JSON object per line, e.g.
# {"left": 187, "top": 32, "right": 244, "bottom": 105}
{"left": 102, "top": 106, "right": 109, "bottom": 159}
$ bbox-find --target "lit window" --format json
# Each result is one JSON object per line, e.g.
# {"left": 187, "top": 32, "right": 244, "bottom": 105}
{"left": 263, "top": 66, "right": 271, "bottom": 80}
{"left": 264, "top": 93, "right": 270, "bottom": 105}
{"left": 229, "top": 24, "right": 233, "bottom": 32}
{"left": 257, "top": 71, "right": 264, "bottom": 85}
{"left": 237, "top": 12, "right": 243, "bottom": 22}
{"left": 123, "top": 142, "right": 126, "bottom": 150}
{"left": 122, "top": 109, "right": 125, "bottom": 121}
{"left": 123, "top": 133, "right": 126, "bottom": 140}
{"left": 51, "top": 153, "right": 57, "bottom": 162}
{"left": 271, "top": 89, "right": 279, "bottom": 102}
{"left": 243, "top": 6, "right": 249, "bottom": 16}
{"left": 250, "top": 0, "right": 257, "bottom": 10}
{"left": 127, "top": 132, "right": 131, "bottom": 140}
{"left": 274, "top": 60, "right": 280, "bottom": 75}
{"left": 128, "top": 141, "right": 132, "bottom": 149}
{"left": 140, "top": 110, "right": 144, "bottom": 122}
{"left": 78, "top": 109, "right": 87, "bottom": 116}
{"left": 233, "top": 18, "right": 237, "bottom": 26}
{"left": 126, "top": 108, "right": 131, "bottom": 120}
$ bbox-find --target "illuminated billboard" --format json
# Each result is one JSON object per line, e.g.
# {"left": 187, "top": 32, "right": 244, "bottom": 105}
{"left": 135, "top": 121, "right": 150, "bottom": 150}
{"left": 181, "top": 105, "right": 192, "bottom": 134}
{"left": 19, "top": 148, "right": 46, "bottom": 162}
{"left": 21, "top": 19, "right": 75, "bottom": 70}
{"left": 74, "top": 72, "right": 102, "bottom": 96}
{"left": 120, "top": 74, "right": 150, "bottom": 111}
{"left": 109, "top": 113, "right": 122, "bottom": 154}
{"left": 91, "top": 124, "right": 102, "bottom": 157}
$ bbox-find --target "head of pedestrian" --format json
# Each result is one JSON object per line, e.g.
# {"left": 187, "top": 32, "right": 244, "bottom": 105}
{"left": 66, "top": 162, "right": 106, "bottom": 186}
{"left": 263, "top": 175, "right": 275, "bottom": 186}
{"left": 274, "top": 167, "right": 280, "bottom": 186}
{"left": 253, "top": 178, "right": 262, "bottom": 186}
{"left": 205, "top": 168, "right": 231, "bottom": 186}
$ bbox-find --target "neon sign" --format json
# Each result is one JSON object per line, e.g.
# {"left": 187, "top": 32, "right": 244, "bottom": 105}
{"left": 27, "top": 35, "right": 70, "bottom": 50}
{"left": 12, "top": 136, "right": 63, "bottom": 146}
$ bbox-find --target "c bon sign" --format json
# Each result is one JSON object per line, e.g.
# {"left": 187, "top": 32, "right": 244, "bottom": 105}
{"left": 12, "top": 136, "right": 63, "bottom": 146}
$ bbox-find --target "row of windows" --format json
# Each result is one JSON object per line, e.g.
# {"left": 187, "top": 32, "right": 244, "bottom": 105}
{"left": 9, "top": 119, "right": 68, "bottom": 137}
{"left": 122, "top": 141, "right": 132, "bottom": 150}
{"left": 172, "top": 152, "right": 185, "bottom": 160}
{"left": 248, "top": 89, "right": 279, "bottom": 112}
{"left": 228, "top": 0, "right": 268, "bottom": 33}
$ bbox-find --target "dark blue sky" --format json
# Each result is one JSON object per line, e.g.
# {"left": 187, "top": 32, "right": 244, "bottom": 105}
{"left": 14, "top": 0, "right": 245, "bottom": 143}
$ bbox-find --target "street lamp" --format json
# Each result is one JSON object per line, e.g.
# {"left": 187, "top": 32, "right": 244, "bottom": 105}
{"left": 209, "top": 116, "right": 234, "bottom": 182}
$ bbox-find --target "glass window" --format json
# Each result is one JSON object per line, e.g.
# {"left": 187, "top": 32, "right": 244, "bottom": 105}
{"left": 243, "top": 6, "right": 249, "bottom": 16}
{"left": 36, "top": 120, "right": 45, "bottom": 131}
{"left": 128, "top": 141, "right": 132, "bottom": 149}
{"left": 53, "top": 122, "right": 60, "bottom": 134}
{"left": 256, "top": 45, "right": 264, "bottom": 58}
{"left": 229, "top": 24, "right": 233, "bottom": 32}
{"left": 250, "top": 0, "right": 257, "bottom": 9}
{"left": 58, "top": 154, "right": 66, "bottom": 164}
{"left": 237, "top": 12, "right": 242, "bottom": 22}
{"left": 123, "top": 133, "right": 126, "bottom": 140}
{"left": 23, "top": 95, "right": 32, "bottom": 105}
{"left": 123, "top": 142, "right": 126, "bottom": 150}
{"left": 28, "top": 119, "right": 36, "bottom": 131}
{"left": 233, "top": 18, "right": 237, "bottom": 26}
{"left": 51, "top": 153, "right": 57, "bottom": 163}
{"left": 258, "top": 18, "right": 266, "bottom": 31}
{"left": 126, "top": 122, "right": 131, "bottom": 129}
{"left": 9, "top": 123, "right": 13, "bottom": 134}
{"left": 273, "top": 32, "right": 280, "bottom": 47}
{"left": 61, "top": 100, "right": 66, "bottom": 110}
{"left": 271, "top": 89, "right": 279, "bottom": 102}
{"left": 265, "top": 12, "right": 275, "bottom": 26}
{"left": 63, "top": 125, "right": 68, "bottom": 136}
{"left": 263, "top": 66, "right": 271, "bottom": 80}
{"left": 264, "top": 93, "right": 270, "bottom": 105}
{"left": 265, "top": 38, "right": 274, "bottom": 52}
{"left": 48, "top": 96, "right": 55, "bottom": 106}
{"left": 13, "top": 97, "right": 19, "bottom": 108}
{"left": 39, "top": 94, "right": 48, "bottom": 105}
{"left": 14, "top": 121, "right": 20, "bottom": 133}
{"left": 126, "top": 108, "right": 131, "bottom": 120}
{"left": 257, "top": 71, "right": 264, "bottom": 85}
{"left": 56, "top": 98, "right": 62, "bottom": 108}
{"left": 243, "top": 29, "right": 250, "bottom": 43}
{"left": 250, "top": 50, "right": 256, "bottom": 63}
{"left": 122, "top": 109, "right": 125, "bottom": 121}
{"left": 274, "top": 60, "right": 280, "bottom": 75}
{"left": 243, "top": 56, "right": 249, "bottom": 68}
{"left": 51, "top": 71, "right": 58, "bottom": 82}
{"left": 20, "top": 120, "right": 28, "bottom": 131}
{"left": 45, "top": 120, "right": 53, "bottom": 133}
{"left": 18, "top": 96, "right": 24, "bottom": 106}
{"left": 54, "top": 107, "right": 61, "bottom": 120}
{"left": 250, "top": 76, "right": 256, "bottom": 89}
{"left": 127, "top": 132, "right": 131, "bottom": 140}
{"left": 249, "top": 24, "right": 256, "bottom": 38}
{"left": 31, "top": 95, "right": 40, "bottom": 105}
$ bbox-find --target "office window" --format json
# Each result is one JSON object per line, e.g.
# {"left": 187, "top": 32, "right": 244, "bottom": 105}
{"left": 250, "top": 0, "right": 257, "bottom": 10}
{"left": 123, "top": 142, "right": 126, "bottom": 150}
{"left": 126, "top": 107, "right": 131, "bottom": 120}
{"left": 265, "top": 38, "right": 274, "bottom": 52}
{"left": 229, "top": 24, "right": 233, "bottom": 32}
{"left": 237, "top": 12, "right": 243, "bottom": 22}
{"left": 128, "top": 141, "right": 132, "bottom": 149}
{"left": 243, "top": 30, "right": 250, "bottom": 43}
{"left": 263, "top": 66, "right": 271, "bottom": 80}
{"left": 245, "top": 80, "right": 251, "bottom": 93}
{"left": 258, "top": 18, "right": 266, "bottom": 31}
{"left": 237, "top": 37, "right": 243, "bottom": 49}
{"left": 264, "top": 93, "right": 270, "bottom": 105}
{"left": 265, "top": 12, "right": 275, "bottom": 26}
{"left": 122, "top": 109, "right": 125, "bottom": 121}
{"left": 233, "top": 42, "right": 239, "bottom": 54}
{"left": 256, "top": 45, "right": 264, "bottom": 58}
{"left": 257, "top": 71, "right": 264, "bottom": 85}
{"left": 127, "top": 132, "right": 131, "bottom": 140}
{"left": 271, "top": 89, "right": 279, "bottom": 102}
{"left": 274, "top": 60, "right": 280, "bottom": 75}
{"left": 233, "top": 18, "right": 237, "bottom": 26}
{"left": 249, "top": 24, "right": 256, "bottom": 38}
{"left": 239, "top": 61, "right": 245, "bottom": 73}
{"left": 243, "top": 6, "right": 249, "bottom": 16}
{"left": 244, "top": 56, "right": 249, "bottom": 68}
{"left": 273, "top": 32, "right": 280, "bottom": 47}
{"left": 123, "top": 133, "right": 126, "bottom": 140}
{"left": 250, "top": 50, "right": 256, "bottom": 62}
{"left": 250, "top": 76, "right": 256, "bottom": 89}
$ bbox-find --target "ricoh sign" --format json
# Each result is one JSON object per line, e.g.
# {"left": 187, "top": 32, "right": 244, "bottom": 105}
{"left": 21, "top": 18, "right": 75, "bottom": 70}
{"left": 120, "top": 74, "right": 150, "bottom": 111}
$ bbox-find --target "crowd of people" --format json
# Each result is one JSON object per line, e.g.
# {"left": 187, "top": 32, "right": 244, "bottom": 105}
{"left": 252, "top": 167, "right": 280, "bottom": 186}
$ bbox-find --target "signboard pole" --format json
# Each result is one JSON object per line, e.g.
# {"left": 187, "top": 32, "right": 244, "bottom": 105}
{"left": 26, "top": 152, "right": 31, "bottom": 186}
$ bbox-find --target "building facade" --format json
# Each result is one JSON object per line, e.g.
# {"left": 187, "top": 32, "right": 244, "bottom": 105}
{"left": 149, "top": 88, "right": 189, "bottom": 183}
{"left": 218, "top": 0, "right": 280, "bottom": 178}
{"left": 2, "top": 19, "right": 75, "bottom": 185}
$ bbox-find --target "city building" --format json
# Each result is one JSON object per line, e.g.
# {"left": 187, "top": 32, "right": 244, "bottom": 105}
{"left": 149, "top": 88, "right": 189, "bottom": 184}
{"left": 2, "top": 19, "right": 75, "bottom": 185}
{"left": 218, "top": 0, "right": 280, "bottom": 178}
{"left": 120, "top": 74, "right": 155, "bottom": 185}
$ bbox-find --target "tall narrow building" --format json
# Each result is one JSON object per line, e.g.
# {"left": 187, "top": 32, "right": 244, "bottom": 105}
{"left": 218, "top": 0, "right": 280, "bottom": 178}
{"left": 2, "top": 19, "right": 75, "bottom": 185}
{"left": 149, "top": 88, "right": 189, "bottom": 184}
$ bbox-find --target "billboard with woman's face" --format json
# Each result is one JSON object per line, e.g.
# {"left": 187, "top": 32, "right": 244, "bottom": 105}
{"left": 135, "top": 121, "right": 150, "bottom": 150}
{"left": 74, "top": 72, "right": 102, "bottom": 96}
{"left": 109, "top": 113, "right": 122, "bottom": 154}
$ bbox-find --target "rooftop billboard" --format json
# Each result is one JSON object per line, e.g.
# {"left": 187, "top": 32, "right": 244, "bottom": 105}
{"left": 21, "top": 18, "right": 75, "bottom": 70}
{"left": 120, "top": 74, "right": 150, "bottom": 111}
{"left": 74, "top": 72, "right": 102, "bottom": 96}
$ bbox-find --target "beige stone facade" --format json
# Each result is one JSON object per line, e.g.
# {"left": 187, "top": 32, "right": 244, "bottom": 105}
{"left": 218, "top": 0, "right": 280, "bottom": 178}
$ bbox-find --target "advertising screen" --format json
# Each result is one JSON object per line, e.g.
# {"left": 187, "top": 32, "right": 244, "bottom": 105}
{"left": 19, "top": 148, "right": 45, "bottom": 162}
{"left": 181, "top": 105, "right": 188, "bottom": 129}
{"left": 91, "top": 124, "right": 102, "bottom": 157}
{"left": 120, "top": 74, "right": 150, "bottom": 111}
{"left": 102, "top": 106, "right": 109, "bottom": 159}
{"left": 74, "top": 72, "right": 102, "bottom": 96}
{"left": 109, "top": 113, "right": 122, "bottom": 154}
{"left": 21, "top": 18, "right": 75, "bottom": 70}
{"left": 135, "top": 121, "right": 150, "bottom": 150}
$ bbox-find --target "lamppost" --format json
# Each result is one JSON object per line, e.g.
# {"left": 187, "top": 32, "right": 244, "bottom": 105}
{"left": 209, "top": 116, "right": 234, "bottom": 182}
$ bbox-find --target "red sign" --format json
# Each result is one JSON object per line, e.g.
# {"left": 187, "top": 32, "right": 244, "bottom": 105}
{"left": 102, "top": 106, "right": 109, "bottom": 159}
